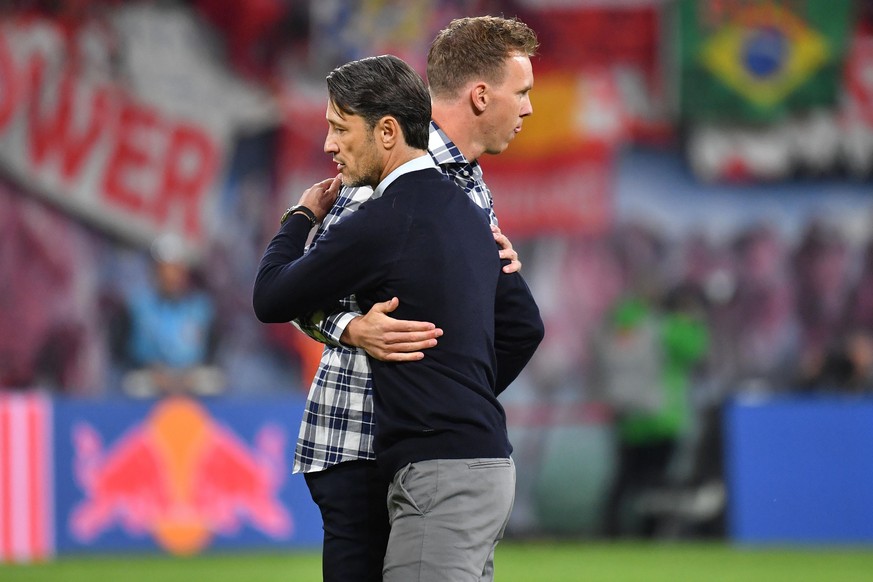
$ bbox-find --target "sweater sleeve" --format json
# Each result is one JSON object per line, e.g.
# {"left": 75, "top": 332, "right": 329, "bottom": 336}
{"left": 252, "top": 205, "right": 399, "bottom": 324}
{"left": 493, "top": 265, "right": 545, "bottom": 395}
{"left": 290, "top": 185, "right": 371, "bottom": 347}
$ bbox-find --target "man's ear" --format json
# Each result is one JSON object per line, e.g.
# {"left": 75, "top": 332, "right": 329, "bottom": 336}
{"left": 470, "top": 82, "right": 489, "bottom": 113}
{"left": 376, "top": 116, "right": 401, "bottom": 148}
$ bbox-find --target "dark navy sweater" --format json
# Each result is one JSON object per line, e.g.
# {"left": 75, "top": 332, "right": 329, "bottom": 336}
{"left": 253, "top": 168, "right": 544, "bottom": 478}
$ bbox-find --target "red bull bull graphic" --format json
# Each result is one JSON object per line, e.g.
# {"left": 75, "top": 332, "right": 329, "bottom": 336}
{"left": 54, "top": 396, "right": 321, "bottom": 555}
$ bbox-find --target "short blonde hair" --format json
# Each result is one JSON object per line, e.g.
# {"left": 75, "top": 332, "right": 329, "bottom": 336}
{"left": 427, "top": 16, "right": 538, "bottom": 99}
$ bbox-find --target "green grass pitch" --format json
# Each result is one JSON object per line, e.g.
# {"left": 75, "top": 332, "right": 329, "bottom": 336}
{"left": 2, "top": 541, "right": 872, "bottom": 581}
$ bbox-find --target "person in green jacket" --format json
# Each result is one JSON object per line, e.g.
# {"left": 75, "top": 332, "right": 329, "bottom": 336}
{"left": 595, "top": 286, "right": 709, "bottom": 538}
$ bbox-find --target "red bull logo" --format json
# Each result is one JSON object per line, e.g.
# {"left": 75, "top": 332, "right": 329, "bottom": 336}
{"left": 69, "top": 397, "right": 292, "bottom": 555}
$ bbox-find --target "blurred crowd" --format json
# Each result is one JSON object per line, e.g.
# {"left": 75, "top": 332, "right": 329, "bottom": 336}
{"left": 3, "top": 0, "right": 873, "bottom": 541}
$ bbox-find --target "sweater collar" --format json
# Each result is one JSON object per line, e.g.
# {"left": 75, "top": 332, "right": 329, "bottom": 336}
{"left": 372, "top": 154, "right": 437, "bottom": 200}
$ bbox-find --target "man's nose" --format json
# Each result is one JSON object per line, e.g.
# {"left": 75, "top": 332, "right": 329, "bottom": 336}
{"left": 521, "top": 96, "right": 533, "bottom": 118}
{"left": 324, "top": 135, "right": 338, "bottom": 154}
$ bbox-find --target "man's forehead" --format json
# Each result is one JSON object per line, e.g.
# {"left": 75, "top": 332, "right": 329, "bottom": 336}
{"left": 502, "top": 55, "right": 533, "bottom": 87}
{"left": 326, "top": 100, "right": 355, "bottom": 122}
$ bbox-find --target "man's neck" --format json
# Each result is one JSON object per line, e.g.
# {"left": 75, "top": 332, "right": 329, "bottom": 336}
{"left": 432, "top": 101, "right": 483, "bottom": 163}
{"left": 378, "top": 147, "right": 430, "bottom": 184}
{"left": 373, "top": 151, "right": 436, "bottom": 198}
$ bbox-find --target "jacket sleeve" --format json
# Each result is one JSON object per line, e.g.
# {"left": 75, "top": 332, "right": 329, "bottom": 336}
{"left": 493, "top": 265, "right": 544, "bottom": 394}
{"left": 252, "top": 207, "right": 390, "bottom": 324}
{"left": 290, "top": 186, "right": 370, "bottom": 347}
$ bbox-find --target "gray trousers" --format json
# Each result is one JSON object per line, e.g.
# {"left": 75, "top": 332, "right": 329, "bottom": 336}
{"left": 383, "top": 457, "right": 516, "bottom": 582}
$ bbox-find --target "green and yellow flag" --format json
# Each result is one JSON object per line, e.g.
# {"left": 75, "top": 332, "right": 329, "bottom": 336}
{"left": 674, "top": 0, "right": 854, "bottom": 122}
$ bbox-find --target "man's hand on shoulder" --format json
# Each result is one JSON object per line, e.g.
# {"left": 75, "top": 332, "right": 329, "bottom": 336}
{"left": 492, "top": 225, "right": 522, "bottom": 273}
{"left": 341, "top": 297, "right": 443, "bottom": 362}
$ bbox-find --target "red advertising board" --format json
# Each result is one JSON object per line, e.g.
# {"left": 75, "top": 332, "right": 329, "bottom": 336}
{"left": 0, "top": 392, "right": 54, "bottom": 563}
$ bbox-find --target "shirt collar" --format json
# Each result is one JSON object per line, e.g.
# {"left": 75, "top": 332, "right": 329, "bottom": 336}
{"left": 428, "top": 121, "right": 471, "bottom": 165}
{"left": 372, "top": 154, "right": 437, "bottom": 199}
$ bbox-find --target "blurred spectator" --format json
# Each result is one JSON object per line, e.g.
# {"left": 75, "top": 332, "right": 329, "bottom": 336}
{"left": 108, "top": 234, "right": 225, "bottom": 398}
{"left": 0, "top": 182, "right": 102, "bottom": 394}
{"left": 795, "top": 232, "right": 873, "bottom": 393}
{"left": 726, "top": 224, "right": 799, "bottom": 391}
{"left": 842, "top": 236, "right": 873, "bottom": 331}
{"left": 801, "top": 326, "right": 873, "bottom": 393}
{"left": 793, "top": 221, "right": 852, "bottom": 389}
{"left": 594, "top": 285, "right": 709, "bottom": 538}
{"left": 191, "top": 0, "right": 308, "bottom": 81}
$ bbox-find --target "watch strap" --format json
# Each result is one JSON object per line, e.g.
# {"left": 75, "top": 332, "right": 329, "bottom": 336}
{"left": 281, "top": 205, "right": 317, "bottom": 227}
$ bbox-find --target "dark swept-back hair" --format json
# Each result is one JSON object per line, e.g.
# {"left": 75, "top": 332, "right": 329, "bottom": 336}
{"left": 427, "top": 16, "right": 538, "bottom": 99}
{"left": 326, "top": 54, "right": 431, "bottom": 151}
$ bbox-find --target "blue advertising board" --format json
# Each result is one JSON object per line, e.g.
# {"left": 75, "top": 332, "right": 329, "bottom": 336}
{"left": 52, "top": 395, "right": 322, "bottom": 555}
{"left": 725, "top": 396, "right": 873, "bottom": 544}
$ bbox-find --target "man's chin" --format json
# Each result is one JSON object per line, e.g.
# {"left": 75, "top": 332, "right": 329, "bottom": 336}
{"left": 486, "top": 143, "right": 511, "bottom": 156}
{"left": 343, "top": 176, "right": 370, "bottom": 189}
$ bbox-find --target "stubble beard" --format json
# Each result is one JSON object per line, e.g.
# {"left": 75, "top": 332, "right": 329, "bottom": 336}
{"left": 344, "top": 141, "right": 382, "bottom": 189}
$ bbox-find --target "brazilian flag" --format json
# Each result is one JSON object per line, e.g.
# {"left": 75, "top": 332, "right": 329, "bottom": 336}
{"left": 673, "top": 0, "right": 854, "bottom": 122}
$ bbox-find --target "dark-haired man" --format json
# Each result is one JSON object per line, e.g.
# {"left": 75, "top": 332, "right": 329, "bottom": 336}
{"left": 254, "top": 53, "right": 543, "bottom": 581}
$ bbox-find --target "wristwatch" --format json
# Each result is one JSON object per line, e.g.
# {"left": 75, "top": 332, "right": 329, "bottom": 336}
{"left": 280, "top": 204, "right": 317, "bottom": 228}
